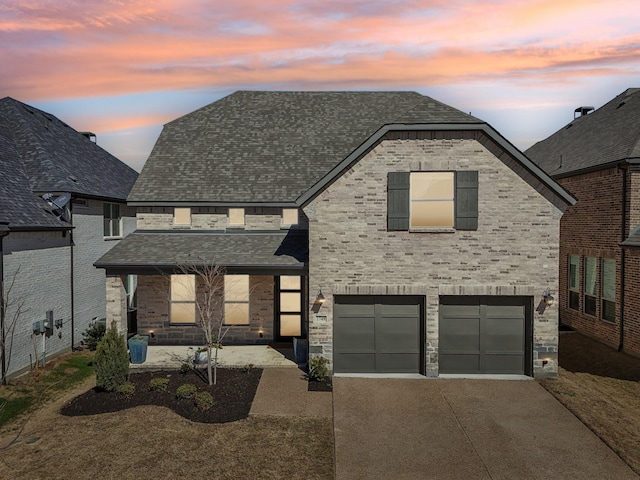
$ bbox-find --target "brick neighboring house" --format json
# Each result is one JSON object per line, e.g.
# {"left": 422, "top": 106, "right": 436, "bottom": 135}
{"left": 0, "top": 97, "right": 138, "bottom": 381}
{"left": 526, "top": 87, "right": 640, "bottom": 357}
{"left": 96, "top": 91, "right": 574, "bottom": 378}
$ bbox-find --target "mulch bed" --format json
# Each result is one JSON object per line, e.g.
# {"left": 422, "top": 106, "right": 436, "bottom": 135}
{"left": 60, "top": 367, "right": 262, "bottom": 424}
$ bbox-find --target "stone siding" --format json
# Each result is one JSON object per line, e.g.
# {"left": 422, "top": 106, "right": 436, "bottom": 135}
{"left": 305, "top": 133, "right": 562, "bottom": 378}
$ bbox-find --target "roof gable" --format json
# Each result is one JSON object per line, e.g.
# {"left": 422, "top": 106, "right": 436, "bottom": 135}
{"left": 526, "top": 88, "right": 640, "bottom": 177}
{"left": 128, "top": 91, "right": 481, "bottom": 205}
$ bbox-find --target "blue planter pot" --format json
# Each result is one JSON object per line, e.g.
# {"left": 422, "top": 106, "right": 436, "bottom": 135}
{"left": 293, "top": 338, "right": 308, "bottom": 364}
{"left": 128, "top": 335, "right": 149, "bottom": 364}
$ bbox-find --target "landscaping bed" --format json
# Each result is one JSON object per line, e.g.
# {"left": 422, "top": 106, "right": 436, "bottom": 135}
{"left": 61, "top": 367, "right": 262, "bottom": 423}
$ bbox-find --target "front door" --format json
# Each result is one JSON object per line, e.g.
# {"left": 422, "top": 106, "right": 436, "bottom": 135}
{"left": 275, "top": 276, "right": 305, "bottom": 341}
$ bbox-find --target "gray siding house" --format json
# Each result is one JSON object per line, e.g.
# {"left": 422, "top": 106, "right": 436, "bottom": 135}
{"left": 96, "top": 91, "right": 574, "bottom": 378}
{"left": 0, "top": 97, "right": 138, "bottom": 380}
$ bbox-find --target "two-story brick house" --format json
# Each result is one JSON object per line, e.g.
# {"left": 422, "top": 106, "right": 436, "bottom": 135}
{"left": 96, "top": 91, "right": 574, "bottom": 378}
{"left": 0, "top": 97, "right": 138, "bottom": 381}
{"left": 526, "top": 88, "right": 640, "bottom": 357}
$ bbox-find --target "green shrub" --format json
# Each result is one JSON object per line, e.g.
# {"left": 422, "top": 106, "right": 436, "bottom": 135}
{"left": 149, "top": 377, "right": 170, "bottom": 392}
{"left": 179, "top": 363, "right": 191, "bottom": 374}
{"left": 82, "top": 321, "right": 106, "bottom": 351}
{"left": 116, "top": 382, "right": 136, "bottom": 399}
{"left": 94, "top": 322, "right": 129, "bottom": 391}
{"left": 194, "top": 391, "right": 214, "bottom": 411}
{"left": 308, "top": 356, "right": 330, "bottom": 382}
{"left": 176, "top": 383, "right": 197, "bottom": 399}
{"left": 242, "top": 363, "right": 254, "bottom": 373}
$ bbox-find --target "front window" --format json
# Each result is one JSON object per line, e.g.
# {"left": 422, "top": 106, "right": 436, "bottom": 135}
{"left": 224, "top": 275, "right": 249, "bottom": 325}
{"left": 568, "top": 255, "right": 580, "bottom": 310}
{"left": 170, "top": 275, "right": 196, "bottom": 324}
{"left": 410, "top": 172, "right": 454, "bottom": 229}
{"left": 103, "top": 203, "right": 121, "bottom": 237}
{"left": 584, "top": 257, "right": 597, "bottom": 316}
{"left": 602, "top": 258, "right": 616, "bottom": 322}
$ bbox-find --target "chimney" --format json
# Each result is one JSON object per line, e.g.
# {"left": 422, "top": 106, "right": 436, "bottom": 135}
{"left": 574, "top": 106, "right": 594, "bottom": 119}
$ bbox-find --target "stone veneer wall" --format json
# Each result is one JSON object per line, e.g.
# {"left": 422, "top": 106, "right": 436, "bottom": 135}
{"left": 304, "top": 133, "right": 563, "bottom": 378}
{"left": 133, "top": 275, "right": 274, "bottom": 345}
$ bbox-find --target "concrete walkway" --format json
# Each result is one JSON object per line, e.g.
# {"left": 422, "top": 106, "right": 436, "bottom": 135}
{"left": 333, "top": 377, "right": 638, "bottom": 480}
{"left": 250, "top": 367, "right": 332, "bottom": 418}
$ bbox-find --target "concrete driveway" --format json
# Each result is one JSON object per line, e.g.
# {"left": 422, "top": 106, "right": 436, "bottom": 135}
{"left": 333, "top": 377, "right": 638, "bottom": 480}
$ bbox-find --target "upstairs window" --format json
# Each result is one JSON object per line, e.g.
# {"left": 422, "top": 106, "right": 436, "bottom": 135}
{"left": 224, "top": 275, "right": 249, "bottom": 325}
{"left": 568, "top": 255, "right": 580, "bottom": 310}
{"left": 601, "top": 258, "right": 616, "bottom": 322}
{"left": 282, "top": 208, "right": 298, "bottom": 227}
{"left": 228, "top": 208, "right": 245, "bottom": 228}
{"left": 584, "top": 256, "right": 597, "bottom": 316}
{"left": 388, "top": 171, "right": 478, "bottom": 231}
{"left": 174, "top": 207, "right": 191, "bottom": 226}
{"left": 103, "top": 202, "right": 121, "bottom": 237}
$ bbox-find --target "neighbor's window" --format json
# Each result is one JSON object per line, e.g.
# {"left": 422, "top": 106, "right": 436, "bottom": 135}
{"left": 601, "top": 258, "right": 616, "bottom": 322}
{"left": 224, "top": 275, "right": 249, "bottom": 325}
{"left": 282, "top": 208, "right": 298, "bottom": 226}
{"left": 228, "top": 208, "right": 245, "bottom": 227}
{"left": 410, "top": 172, "right": 454, "bottom": 229}
{"left": 568, "top": 255, "right": 580, "bottom": 311}
{"left": 170, "top": 275, "right": 196, "bottom": 324}
{"left": 584, "top": 256, "right": 597, "bottom": 316}
{"left": 174, "top": 207, "right": 191, "bottom": 225}
{"left": 103, "top": 202, "right": 121, "bottom": 237}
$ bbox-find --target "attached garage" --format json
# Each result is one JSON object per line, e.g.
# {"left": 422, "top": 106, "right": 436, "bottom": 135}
{"left": 333, "top": 296, "right": 424, "bottom": 374}
{"left": 439, "top": 296, "right": 532, "bottom": 375}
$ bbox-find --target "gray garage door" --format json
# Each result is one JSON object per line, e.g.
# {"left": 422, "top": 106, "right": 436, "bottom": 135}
{"left": 334, "top": 296, "right": 423, "bottom": 374}
{"left": 439, "top": 296, "right": 532, "bottom": 375}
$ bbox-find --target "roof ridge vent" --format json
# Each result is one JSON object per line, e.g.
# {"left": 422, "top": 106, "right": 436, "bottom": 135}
{"left": 574, "top": 106, "right": 594, "bottom": 118}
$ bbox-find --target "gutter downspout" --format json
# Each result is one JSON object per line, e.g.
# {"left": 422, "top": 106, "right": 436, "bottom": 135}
{"left": 69, "top": 201, "right": 75, "bottom": 350}
{"left": 619, "top": 165, "right": 627, "bottom": 352}
{"left": 0, "top": 222, "right": 10, "bottom": 385}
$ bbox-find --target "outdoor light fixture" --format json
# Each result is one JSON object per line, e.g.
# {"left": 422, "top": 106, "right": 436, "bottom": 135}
{"left": 149, "top": 330, "right": 155, "bottom": 338}
{"left": 536, "top": 288, "right": 555, "bottom": 314}
{"left": 316, "top": 290, "right": 325, "bottom": 304}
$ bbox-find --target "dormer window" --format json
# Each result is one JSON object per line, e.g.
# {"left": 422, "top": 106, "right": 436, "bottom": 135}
{"left": 228, "top": 208, "right": 244, "bottom": 228}
{"left": 174, "top": 207, "right": 191, "bottom": 226}
{"left": 282, "top": 208, "right": 298, "bottom": 227}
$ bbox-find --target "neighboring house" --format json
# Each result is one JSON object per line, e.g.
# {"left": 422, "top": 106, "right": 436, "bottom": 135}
{"left": 96, "top": 91, "right": 574, "bottom": 378}
{"left": 0, "top": 97, "right": 138, "bottom": 380}
{"left": 526, "top": 88, "right": 640, "bottom": 358}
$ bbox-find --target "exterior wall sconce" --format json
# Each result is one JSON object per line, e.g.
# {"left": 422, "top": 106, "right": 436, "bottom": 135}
{"left": 536, "top": 289, "right": 555, "bottom": 314}
{"left": 316, "top": 290, "right": 325, "bottom": 304}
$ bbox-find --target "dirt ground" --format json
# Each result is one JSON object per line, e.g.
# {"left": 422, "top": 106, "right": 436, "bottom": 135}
{"left": 541, "top": 331, "right": 640, "bottom": 475}
{"left": 0, "top": 375, "right": 334, "bottom": 479}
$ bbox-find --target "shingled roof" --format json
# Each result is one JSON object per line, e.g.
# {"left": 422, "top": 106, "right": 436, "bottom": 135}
{"left": 128, "top": 91, "right": 483, "bottom": 205}
{"left": 526, "top": 88, "right": 640, "bottom": 177}
{"left": 0, "top": 97, "right": 138, "bottom": 230}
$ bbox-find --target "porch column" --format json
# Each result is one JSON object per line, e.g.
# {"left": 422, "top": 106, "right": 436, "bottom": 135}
{"left": 106, "top": 274, "right": 127, "bottom": 336}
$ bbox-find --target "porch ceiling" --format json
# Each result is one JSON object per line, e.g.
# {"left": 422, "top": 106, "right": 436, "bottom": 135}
{"left": 94, "top": 230, "right": 308, "bottom": 275}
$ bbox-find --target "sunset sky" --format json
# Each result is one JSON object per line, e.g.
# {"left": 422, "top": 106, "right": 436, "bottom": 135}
{"left": 1, "top": 0, "right": 638, "bottom": 172}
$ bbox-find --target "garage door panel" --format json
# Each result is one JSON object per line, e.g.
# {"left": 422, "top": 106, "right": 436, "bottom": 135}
{"left": 377, "top": 316, "right": 420, "bottom": 352}
{"left": 484, "top": 355, "right": 524, "bottom": 374}
{"left": 440, "top": 354, "right": 481, "bottom": 373}
{"left": 377, "top": 353, "right": 421, "bottom": 372}
{"left": 334, "top": 353, "right": 376, "bottom": 373}
{"left": 440, "top": 318, "right": 480, "bottom": 351}
{"left": 334, "top": 316, "right": 375, "bottom": 352}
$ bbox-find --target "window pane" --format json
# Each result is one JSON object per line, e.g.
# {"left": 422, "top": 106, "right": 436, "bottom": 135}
{"left": 410, "top": 201, "right": 454, "bottom": 228}
{"left": 225, "top": 275, "right": 248, "bottom": 301}
{"left": 171, "top": 303, "right": 195, "bottom": 324}
{"left": 103, "top": 203, "right": 110, "bottom": 218}
{"left": 584, "top": 295, "right": 596, "bottom": 316}
{"left": 280, "top": 314, "right": 301, "bottom": 336}
{"left": 225, "top": 303, "right": 249, "bottom": 325}
{"left": 569, "top": 255, "right": 580, "bottom": 290}
{"left": 602, "top": 259, "right": 615, "bottom": 300}
{"left": 569, "top": 291, "right": 579, "bottom": 310}
{"left": 584, "top": 257, "right": 597, "bottom": 295}
{"left": 174, "top": 207, "right": 191, "bottom": 225}
{"left": 282, "top": 209, "right": 298, "bottom": 225}
{"left": 112, "top": 203, "right": 120, "bottom": 218}
{"left": 280, "top": 292, "right": 301, "bottom": 312}
{"left": 602, "top": 299, "right": 615, "bottom": 322}
{"left": 103, "top": 218, "right": 110, "bottom": 236}
{"left": 112, "top": 218, "right": 120, "bottom": 237}
{"left": 280, "top": 276, "right": 300, "bottom": 290}
{"left": 410, "top": 172, "right": 454, "bottom": 200}
{"left": 171, "top": 275, "right": 195, "bottom": 301}
{"left": 228, "top": 208, "right": 244, "bottom": 225}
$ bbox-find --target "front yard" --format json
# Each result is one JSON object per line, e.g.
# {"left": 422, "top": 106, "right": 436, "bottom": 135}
{"left": 540, "top": 331, "right": 640, "bottom": 475}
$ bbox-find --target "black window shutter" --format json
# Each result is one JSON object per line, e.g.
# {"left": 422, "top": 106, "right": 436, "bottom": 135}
{"left": 387, "top": 172, "right": 410, "bottom": 231}
{"left": 455, "top": 171, "right": 478, "bottom": 230}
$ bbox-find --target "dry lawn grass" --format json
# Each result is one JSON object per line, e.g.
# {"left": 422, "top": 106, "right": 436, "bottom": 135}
{"left": 0, "top": 376, "right": 334, "bottom": 479}
{"left": 540, "top": 332, "right": 640, "bottom": 475}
